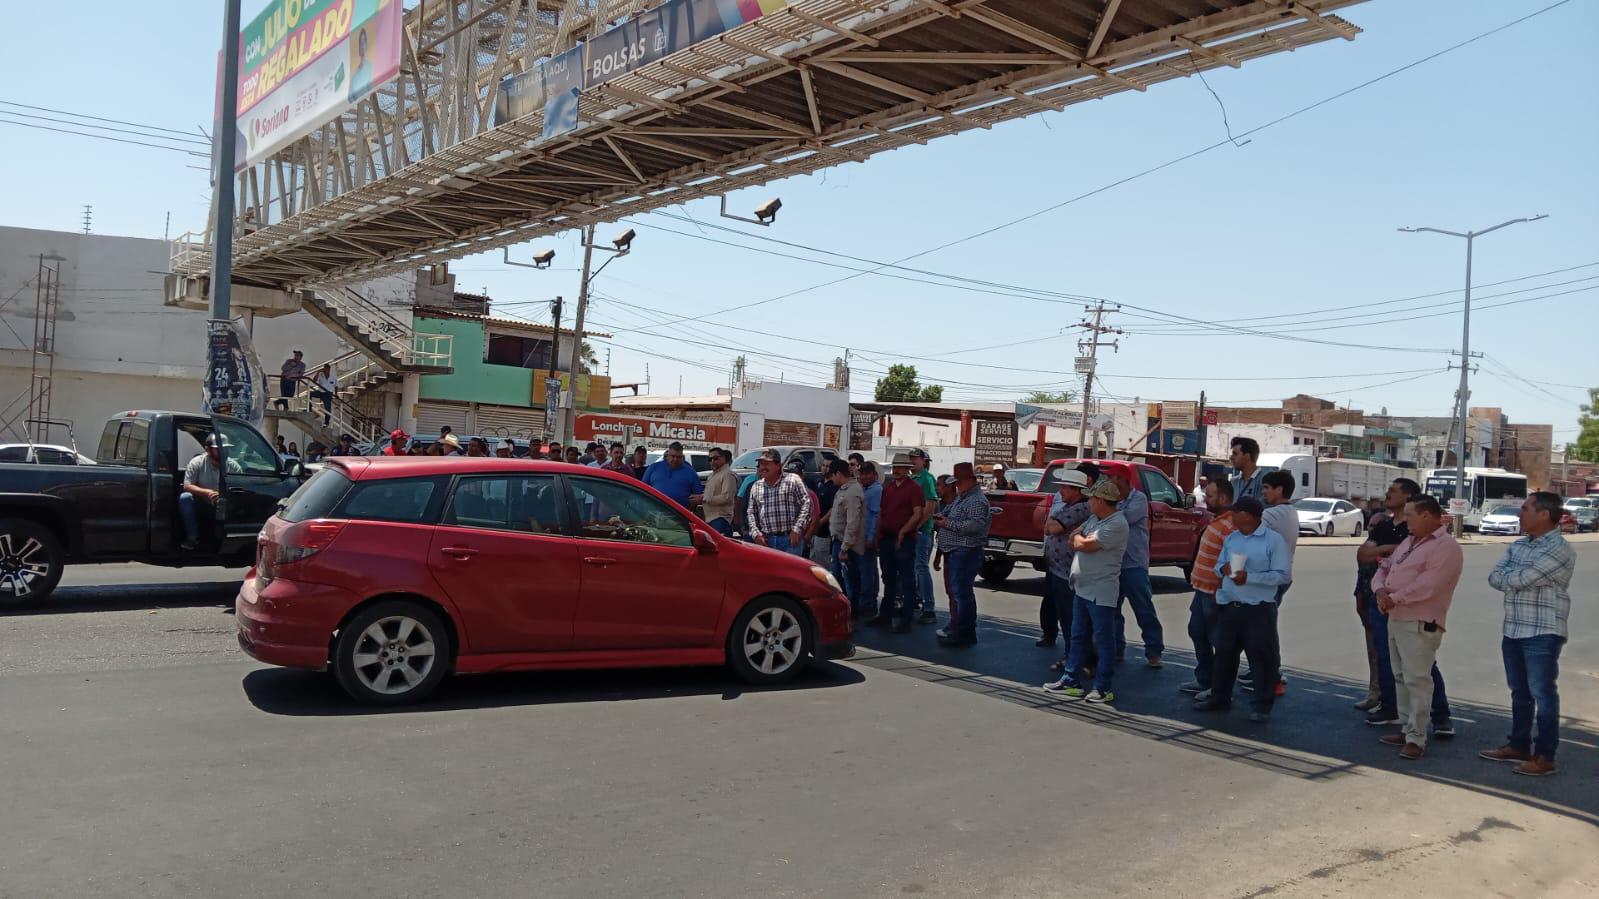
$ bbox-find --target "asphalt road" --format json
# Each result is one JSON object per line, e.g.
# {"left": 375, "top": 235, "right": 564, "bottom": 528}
{"left": 3, "top": 543, "right": 1597, "bottom": 898}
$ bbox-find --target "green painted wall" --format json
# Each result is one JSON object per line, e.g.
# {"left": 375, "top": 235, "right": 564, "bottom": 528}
{"left": 416, "top": 315, "right": 532, "bottom": 406}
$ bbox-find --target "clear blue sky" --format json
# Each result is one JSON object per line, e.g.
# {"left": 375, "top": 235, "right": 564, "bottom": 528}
{"left": 2, "top": 1, "right": 1594, "bottom": 444}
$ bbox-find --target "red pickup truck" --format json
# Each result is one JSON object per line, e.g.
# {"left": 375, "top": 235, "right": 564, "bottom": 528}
{"left": 981, "top": 459, "right": 1211, "bottom": 584}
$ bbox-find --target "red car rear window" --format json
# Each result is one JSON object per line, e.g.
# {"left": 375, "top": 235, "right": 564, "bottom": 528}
{"left": 279, "top": 468, "right": 353, "bottom": 523}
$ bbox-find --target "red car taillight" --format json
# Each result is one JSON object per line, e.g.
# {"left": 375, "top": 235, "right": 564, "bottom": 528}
{"left": 261, "top": 520, "right": 346, "bottom": 579}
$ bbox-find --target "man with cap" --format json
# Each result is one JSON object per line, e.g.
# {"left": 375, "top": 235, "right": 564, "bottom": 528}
{"left": 746, "top": 448, "right": 812, "bottom": 556}
{"left": 935, "top": 462, "right": 991, "bottom": 647}
{"left": 438, "top": 433, "right": 462, "bottom": 456}
{"left": 382, "top": 428, "right": 408, "bottom": 456}
{"left": 1040, "top": 467, "right": 1093, "bottom": 651}
{"left": 908, "top": 448, "right": 940, "bottom": 624}
{"left": 495, "top": 439, "right": 515, "bottom": 459}
{"left": 1044, "top": 477, "right": 1128, "bottom": 703}
{"left": 178, "top": 433, "right": 242, "bottom": 550}
{"left": 991, "top": 464, "right": 1015, "bottom": 491}
{"left": 870, "top": 453, "right": 924, "bottom": 633}
{"left": 329, "top": 433, "right": 360, "bottom": 457}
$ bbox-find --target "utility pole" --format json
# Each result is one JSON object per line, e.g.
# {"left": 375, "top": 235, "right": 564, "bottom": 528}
{"left": 562, "top": 224, "right": 598, "bottom": 445}
{"left": 209, "top": 0, "right": 243, "bottom": 322}
{"left": 1075, "top": 301, "right": 1121, "bottom": 459}
{"left": 1400, "top": 215, "right": 1546, "bottom": 535}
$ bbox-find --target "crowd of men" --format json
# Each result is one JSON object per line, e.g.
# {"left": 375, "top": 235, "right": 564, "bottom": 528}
{"left": 1032, "top": 435, "right": 1577, "bottom": 777}
{"left": 311, "top": 425, "right": 1580, "bottom": 773}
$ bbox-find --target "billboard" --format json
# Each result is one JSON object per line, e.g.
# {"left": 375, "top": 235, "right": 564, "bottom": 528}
{"left": 972, "top": 419, "right": 1018, "bottom": 467}
{"left": 495, "top": 0, "right": 789, "bottom": 141}
{"left": 203, "top": 318, "right": 265, "bottom": 426}
{"left": 574, "top": 414, "right": 737, "bottom": 449}
{"left": 231, "top": 0, "right": 403, "bottom": 169}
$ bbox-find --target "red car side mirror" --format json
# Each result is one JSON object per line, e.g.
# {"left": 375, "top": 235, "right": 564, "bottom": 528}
{"left": 693, "top": 529, "right": 720, "bottom": 554}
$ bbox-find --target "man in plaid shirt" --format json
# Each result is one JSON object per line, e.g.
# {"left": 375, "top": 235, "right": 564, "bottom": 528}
{"left": 746, "top": 449, "right": 812, "bottom": 556}
{"left": 1480, "top": 491, "right": 1576, "bottom": 777}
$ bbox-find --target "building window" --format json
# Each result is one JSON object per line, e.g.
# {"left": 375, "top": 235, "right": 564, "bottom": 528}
{"left": 486, "top": 333, "right": 553, "bottom": 370}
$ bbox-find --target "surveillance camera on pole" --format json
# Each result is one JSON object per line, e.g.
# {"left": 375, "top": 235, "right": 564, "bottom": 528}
{"left": 719, "top": 195, "right": 782, "bottom": 227}
{"left": 503, "top": 245, "right": 556, "bottom": 270}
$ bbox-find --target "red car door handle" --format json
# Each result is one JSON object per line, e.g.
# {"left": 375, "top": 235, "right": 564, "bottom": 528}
{"left": 441, "top": 546, "right": 477, "bottom": 560}
{"left": 582, "top": 556, "right": 617, "bottom": 567}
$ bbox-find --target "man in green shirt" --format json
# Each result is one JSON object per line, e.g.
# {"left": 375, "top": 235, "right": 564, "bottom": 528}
{"left": 908, "top": 448, "right": 940, "bottom": 624}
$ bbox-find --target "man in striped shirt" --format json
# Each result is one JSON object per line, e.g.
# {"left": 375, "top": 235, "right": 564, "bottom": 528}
{"left": 1183, "top": 479, "right": 1236, "bottom": 698}
{"left": 1480, "top": 491, "right": 1577, "bottom": 777}
{"left": 746, "top": 448, "right": 811, "bottom": 556}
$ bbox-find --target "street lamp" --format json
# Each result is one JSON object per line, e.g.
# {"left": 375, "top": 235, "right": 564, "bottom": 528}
{"left": 504, "top": 246, "right": 555, "bottom": 269}
{"left": 1399, "top": 214, "right": 1547, "bottom": 534}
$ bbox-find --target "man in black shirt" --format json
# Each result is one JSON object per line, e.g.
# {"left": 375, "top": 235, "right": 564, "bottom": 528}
{"left": 1355, "top": 478, "right": 1454, "bottom": 734}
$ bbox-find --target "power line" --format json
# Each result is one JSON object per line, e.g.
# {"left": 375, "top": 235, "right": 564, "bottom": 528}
{"left": 0, "top": 99, "right": 205, "bottom": 139}
{"left": 0, "top": 117, "right": 207, "bottom": 157}
{"left": 0, "top": 109, "right": 209, "bottom": 146}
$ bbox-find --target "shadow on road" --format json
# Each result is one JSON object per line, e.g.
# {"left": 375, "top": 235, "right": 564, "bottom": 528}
{"left": 854, "top": 612, "right": 1599, "bottom": 826}
{"left": 979, "top": 569, "right": 1190, "bottom": 597}
{"left": 3, "top": 581, "right": 241, "bottom": 617}
{"left": 243, "top": 659, "right": 864, "bottom": 716}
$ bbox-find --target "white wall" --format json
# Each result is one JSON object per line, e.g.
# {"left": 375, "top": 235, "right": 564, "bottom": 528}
{"left": 0, "top": 225, "right": 367, "bottom": 444}
{"left": 1208, "top": 422, "right": 1320, "bottom": 458}
{"left": 730, "top": 380, "right": 850, "bottom": 453}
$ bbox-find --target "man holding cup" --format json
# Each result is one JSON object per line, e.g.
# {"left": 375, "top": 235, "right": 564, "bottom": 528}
{"left": 1195, "top": 496, "right": 1289, "bottom": 722}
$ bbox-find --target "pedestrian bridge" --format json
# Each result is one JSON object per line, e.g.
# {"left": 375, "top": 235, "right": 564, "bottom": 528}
{"left": 171, "top": 0, "right": 1363, "bottom": 290}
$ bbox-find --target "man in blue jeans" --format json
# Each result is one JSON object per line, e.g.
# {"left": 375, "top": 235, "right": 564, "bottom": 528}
{"left": 856, "top": 462, "right": 882, "bottom": 618}
{"left": 1043, "top": 477, "right": 1128, "bottom": 704}
{"left": 1481, "top": 492, "right": 1576, "bottom": 777}
{"left": 908, "top": 448, "right": 940, "bottom": 624}
{"left": 935, "top": 462, "right": 991, "bottom": 648}
{"left": 1110, "top": 469, "right": 1165, "bottom": 668}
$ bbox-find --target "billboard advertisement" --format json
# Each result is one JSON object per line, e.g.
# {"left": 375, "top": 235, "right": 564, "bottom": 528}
{"left": 575, "top": 414, "right": 737, "bottom": 449}
{"left": 231, "top": 0, "right": 402, "bottom": 170}
{"left": 495, "top": 0, "right": 789, "bottom": 141}
{"left": 972, "top": 419, "right": 1018, "bottom": 468}
{"left": 203, "top": 318, "right": 265, "bottom": 426}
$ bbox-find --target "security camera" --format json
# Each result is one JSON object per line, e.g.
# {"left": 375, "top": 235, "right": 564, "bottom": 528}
{"left": 755, "top": 198, "right": 782, "bottom": 224}
{"left": 532, "top": 249, "right": 555, "bottom": 268}
{"left": 612, "top": 228, "right": 636, "bottom": 252}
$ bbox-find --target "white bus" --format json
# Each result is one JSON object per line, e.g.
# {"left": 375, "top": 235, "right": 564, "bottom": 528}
{"left": 1424, "top": 467, "right": 1528, "bottom": 530}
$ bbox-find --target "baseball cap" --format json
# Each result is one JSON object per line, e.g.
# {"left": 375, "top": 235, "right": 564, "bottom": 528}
{"left": 907, "top": 447, "right": 930, "bottom": 461}
{"left": 1058, "top": 469, "right": 1090, "bottom": 490}
{"left": 389, "top": 429, "right": 408, "bottom": 440}
{"left": 784, "top": 460, "right": 806, "bottom": 474}
{"left": 936, "top": 474, "right": 956, "bottom": 487}
{"left": 758, "top": 448, "right": 783, "bottom": 464}
{"left": 1085, "top": 478, "right": 1122, "bottom": 502}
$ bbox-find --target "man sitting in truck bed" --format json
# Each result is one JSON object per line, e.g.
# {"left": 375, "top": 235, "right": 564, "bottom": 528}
{"left": 178, "top": 434, "right": 241, "bottom": 551}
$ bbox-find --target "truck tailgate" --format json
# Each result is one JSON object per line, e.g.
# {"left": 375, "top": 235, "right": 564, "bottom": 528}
{"left": 985, "top": 490, "right": 1052, "bottom": 542}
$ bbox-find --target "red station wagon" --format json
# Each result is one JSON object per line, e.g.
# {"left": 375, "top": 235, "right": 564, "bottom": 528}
{"left": 236, "top": 458, "right": 854, "bottom": 704}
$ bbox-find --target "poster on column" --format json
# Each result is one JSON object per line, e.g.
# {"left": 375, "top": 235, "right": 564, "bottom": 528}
{"left": 230, "top": 0, "right": 403, "bottom": 170}
{"left": 203, "top": 319, "right": 265, "bottom": 427}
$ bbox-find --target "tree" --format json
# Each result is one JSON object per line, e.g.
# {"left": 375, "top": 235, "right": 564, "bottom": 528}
{"left": 578, "top": 341, "right": 600, "bottom": 375}
{"left": 1572, "top": 387, "right": 1599, "bottom": 462}
{"left": 1021, "top": 389, "right": 1075, "bottom": 404}
{"left": 874, "top": 364, "right": 943, "bottom": 402}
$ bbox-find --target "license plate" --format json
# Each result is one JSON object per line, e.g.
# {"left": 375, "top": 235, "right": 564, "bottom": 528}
{"left": 987, "top": 539, "right": 1006, "bottom": 550}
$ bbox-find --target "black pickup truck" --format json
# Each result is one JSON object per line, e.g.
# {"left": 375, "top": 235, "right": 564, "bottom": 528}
{"left": 0, "top": 411, "right": 308, "bottom": 607}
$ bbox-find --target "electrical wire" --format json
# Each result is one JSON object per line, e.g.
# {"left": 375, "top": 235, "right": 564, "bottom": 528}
{"left": 0, "top": 117, "right": 208, "bottom": 157}
{"left": 0, "top": 99, "right": 205, "bottom": 139}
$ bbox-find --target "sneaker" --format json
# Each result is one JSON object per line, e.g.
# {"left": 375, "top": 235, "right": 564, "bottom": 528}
{"left": 1084, "top": 689, "right": 1114, "bottom": 704}
{"left": 1178, "top": 681, "right": 1205, "bottom": 695}
{"left": 1042, "top": 678, "right": 1081, "bottom": 693}
{"left": 1512, "top": 755, "right": 1557, "bottom": 777}
{"left": 1479, "top": 745, "right": 1533, "bottom": 763}
{"left": 935, "top": 627, "right": 951, "bottom": 639}
{"left": 1432, "top": 718, "right": 1456, "bottom": 738}
{"left": 180, "top": 539, "right": 198, "bottom": 551}
{"left": 1364, "top": 707, "right": 1400, "bottom": 726}
{"left": 917, "top": 611, "right": 938, "bottom": 625}
{"left": 1061, "top": 685, "right": 1088, "bottom": 699}
{"left": 1194, "top": 688, "right": 1213, "bottom": 703}
{"left": 1354, "top": 696, "right": 1381, "bottom": 711}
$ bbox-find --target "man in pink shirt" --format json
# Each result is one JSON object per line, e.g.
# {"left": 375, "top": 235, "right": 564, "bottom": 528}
{"left": 1372, "top": 494, "right": 1463, "bottom": 760}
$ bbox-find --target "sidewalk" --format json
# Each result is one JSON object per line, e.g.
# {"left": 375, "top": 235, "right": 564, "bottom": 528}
{"left": 1301, "top": 531, "right": 1599, "bottom": 548}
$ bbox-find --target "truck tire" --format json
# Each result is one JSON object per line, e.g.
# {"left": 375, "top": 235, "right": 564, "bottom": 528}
{"left": 979, "top": 558, "right": 1014, "bottom": 584}
{"left": 0, "top": 518, "right": 65, "bottom": 608}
